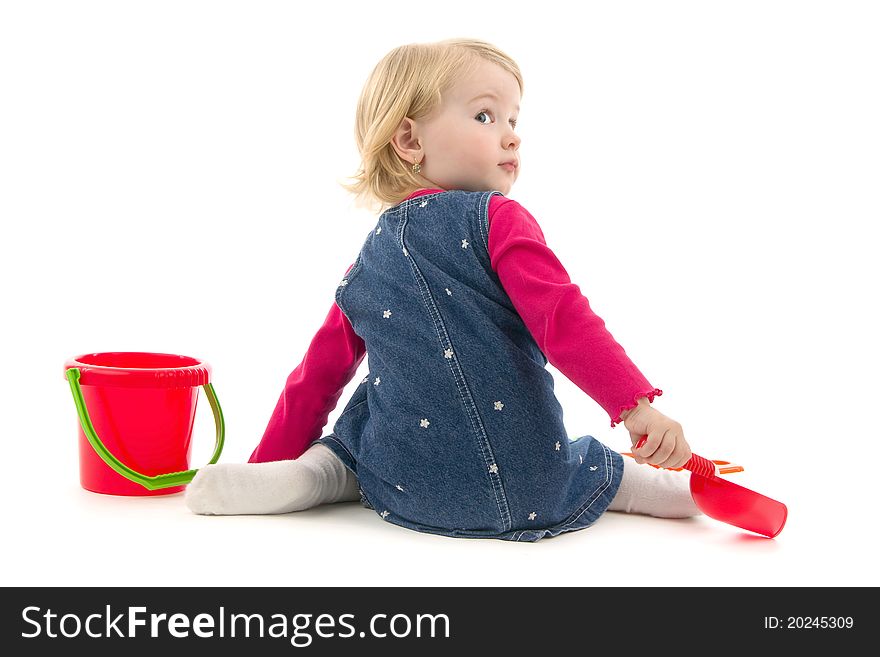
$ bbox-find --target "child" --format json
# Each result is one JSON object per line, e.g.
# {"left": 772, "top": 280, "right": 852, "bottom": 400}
{"left": 185, "top": 38, "right": 701, "bottom": 541}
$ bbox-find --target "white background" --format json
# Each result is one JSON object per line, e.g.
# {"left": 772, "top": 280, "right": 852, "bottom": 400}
{"left": 1, "top": 0, "right": 877, "bottom": 587}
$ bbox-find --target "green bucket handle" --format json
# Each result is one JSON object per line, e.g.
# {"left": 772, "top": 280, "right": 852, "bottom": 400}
{"left": 65, "top": 367, "right": 225, "bottom": 490}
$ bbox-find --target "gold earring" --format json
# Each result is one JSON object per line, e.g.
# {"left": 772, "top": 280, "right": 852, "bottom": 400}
{"left": 412, "top": 159, "right": 421, "bottom": 175}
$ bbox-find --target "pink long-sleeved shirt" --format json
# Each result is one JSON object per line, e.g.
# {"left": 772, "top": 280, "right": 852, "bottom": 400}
{"left": 249, "top": 189, "right": 661, "bottom": 463}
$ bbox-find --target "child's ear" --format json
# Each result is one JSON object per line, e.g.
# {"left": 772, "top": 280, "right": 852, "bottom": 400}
{"left": 390, "top": 116, "right": 422, "bottom": 163}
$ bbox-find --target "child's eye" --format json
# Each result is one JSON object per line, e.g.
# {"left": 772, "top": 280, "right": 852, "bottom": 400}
{"left": 476, "top": 110, "right": 517, "bottom": 130}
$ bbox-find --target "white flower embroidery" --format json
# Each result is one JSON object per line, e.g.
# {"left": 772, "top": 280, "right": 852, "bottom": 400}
{"left": 376, "top": 226, "right": 382, "bottom": 234}
{"left": 488, "top": 463, "right": 499, "bottom": 474}
{"left": 445, "top": 288, "right": 452, "bottom": 295}
{"left": 383, "top": 309, "right": 392, "bottom": 318}
{"left": 528, "top": 512, "right": 537, "bottom": 521}
{"left": 381, "top": 510, "right": 390, "bottom": 519}
{"left": 340, "top": 279, "right": 348, "bottom": 286}
{"left": 494, "top": 401, "right": 504, "bottom": 411}
{"left": 589, "top": 465, "right": 599, "bottom": 471}
{"left": 420, "top": 418, "right": 430, "bottom": 428}
{"left": 444, "top": 348, "right": 454, "bottom": 359}
{"left": 461, "top": 239, "right": 469, "bottom": 249}
{"left": 555, "top": 441, "right": 561, "bottom": 451}
{"left": 361, "top": 376, "right": 369, "bottom": 384}
{"left": 420, "top": 200, "right": 428, "bottom": 208}
{"left": 396, "top": 484, "right": 405, "bottom": 492}
{"left": 373, "top": 376, "right": 381, "bottom": 386}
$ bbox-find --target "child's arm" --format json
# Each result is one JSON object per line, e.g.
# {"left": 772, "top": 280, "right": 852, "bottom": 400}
{"left": 487, "top": 197, "right": 661, "bottom": 428}
{"left": 248, "top": 264, "right": 367, "bottom": 463}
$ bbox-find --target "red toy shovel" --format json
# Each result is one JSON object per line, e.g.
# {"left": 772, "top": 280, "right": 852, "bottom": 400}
{"left": 634, "top": 436, "right": 787, "bottom": 538}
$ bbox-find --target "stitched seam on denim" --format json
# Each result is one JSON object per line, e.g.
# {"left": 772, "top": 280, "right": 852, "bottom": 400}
{"left": 559, "top": 443, "right": 615, "bottom": 529}
{"left": 402, "top": 198, "right": 512, "bottom": 531}
{"left": 476, "top": 191, "right": 497, "bottom": 254}
{"left": 400, "top": 197, "right": 512, "bottom": 532}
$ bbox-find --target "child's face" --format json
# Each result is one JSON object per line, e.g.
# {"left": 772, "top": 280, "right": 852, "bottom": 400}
{"left": 398, "top": 59, "right": 521, "bottom": 195}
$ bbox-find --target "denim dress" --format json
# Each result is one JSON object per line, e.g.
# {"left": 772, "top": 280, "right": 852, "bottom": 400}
{"left": 316, "top": 189, "right": 624, "bottom": 541}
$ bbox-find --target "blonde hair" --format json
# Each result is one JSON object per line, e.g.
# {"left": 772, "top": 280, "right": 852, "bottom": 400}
{"left": 340, "top": 38, "right": 524, "bottom": 214}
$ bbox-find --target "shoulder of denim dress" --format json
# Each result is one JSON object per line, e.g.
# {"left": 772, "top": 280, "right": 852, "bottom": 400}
{"left": 452, "top": 188, "right": 505, "bottom": 199}
{"left": 481, "top": 190, "right": 504, "bottom": 218}
{"left": 380, "top": 189, "right": 439, "bottom": 216}
{"left": 487, "top": 193, "right": 534, "bottom": 221}
{"left": 440, "top": 189, "right": 503, "bottom": 213}
{"left": 400, "top": 188, "right": 448, "bottom": 206}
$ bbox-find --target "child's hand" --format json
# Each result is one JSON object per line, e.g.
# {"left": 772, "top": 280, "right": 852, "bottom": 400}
{"left": 621, "top": 398, "right": 692, "bottom": 469}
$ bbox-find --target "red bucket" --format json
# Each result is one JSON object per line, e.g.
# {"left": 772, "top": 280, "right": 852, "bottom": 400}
{"left": 64, "top": 352, "right": 225, "bottom": 496}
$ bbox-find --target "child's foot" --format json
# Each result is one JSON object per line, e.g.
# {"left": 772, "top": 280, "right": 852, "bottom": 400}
{"left": 607, "top": 457, "right": 702, "bottom": 518}
{"left": 185, "top": 443, "right": 359, "bottom": 515}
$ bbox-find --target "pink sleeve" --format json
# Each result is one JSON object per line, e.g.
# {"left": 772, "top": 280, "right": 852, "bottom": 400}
{"left": 487, "top": 196, "right": 661, "bottom": 427}
{"left": 248, "top": 264, "right": 367, "bottom": 462}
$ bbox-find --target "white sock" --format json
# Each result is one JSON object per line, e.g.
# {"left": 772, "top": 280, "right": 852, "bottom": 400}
{"left": 607, "top": 457, "right": 702, "bottom": 518}
{"left": 185, "top": 442, "right": 360, "bottom": 515}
